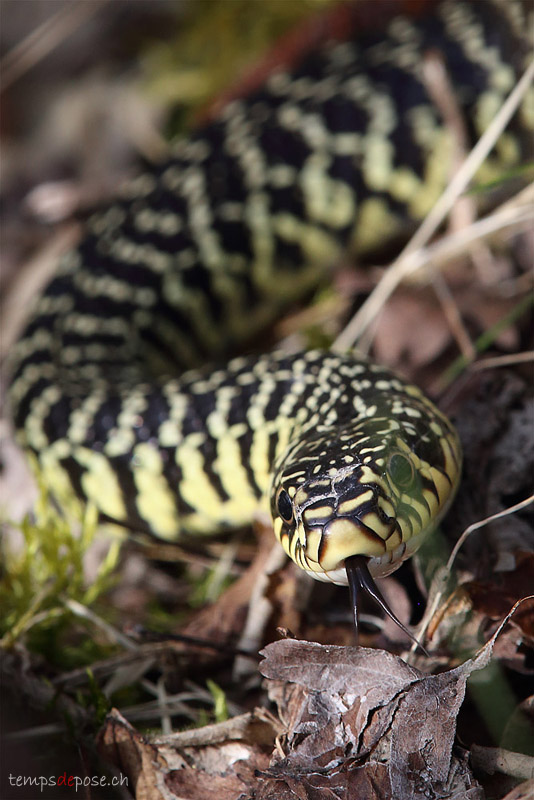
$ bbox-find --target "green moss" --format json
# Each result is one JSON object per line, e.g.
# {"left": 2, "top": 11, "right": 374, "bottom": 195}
{"left": 0, "top": 485, "right": 121, "bottom": 661}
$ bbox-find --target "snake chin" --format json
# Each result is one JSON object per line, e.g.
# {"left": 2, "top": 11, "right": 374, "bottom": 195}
{"left": 299, "top": 523, "right": 429, "bottom": 586}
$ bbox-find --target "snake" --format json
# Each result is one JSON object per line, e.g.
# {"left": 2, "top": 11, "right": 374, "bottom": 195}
{"left": 8, "top": 0, "right": 533, "bottom": 639}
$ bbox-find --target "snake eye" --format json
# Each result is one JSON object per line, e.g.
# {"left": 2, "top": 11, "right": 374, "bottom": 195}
{"left": 387, "top": 452, "right": 415, "bottom": 488}
{"left": 277, "top": 489, "right": 294, "bottom": 523}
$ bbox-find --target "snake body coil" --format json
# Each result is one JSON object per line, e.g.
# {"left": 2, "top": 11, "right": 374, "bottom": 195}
{"left": 9, "top": 0, "right": 533, "bottom": 631}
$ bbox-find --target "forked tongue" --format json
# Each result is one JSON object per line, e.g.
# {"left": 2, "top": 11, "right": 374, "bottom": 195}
{"left": 345, "top": 555, "right": 429, "bottom": 656}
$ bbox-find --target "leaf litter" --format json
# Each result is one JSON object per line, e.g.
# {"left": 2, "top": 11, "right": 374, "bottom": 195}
{"left": 1, "top": 3, "right": 534, "bottom": 800}
{"left": 96, "top": 599, "right": 532, "bottom": 800}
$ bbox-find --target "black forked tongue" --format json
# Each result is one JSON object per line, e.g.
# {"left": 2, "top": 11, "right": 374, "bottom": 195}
{"left": 345, "top": 555, "right": 429, "bottom": 656}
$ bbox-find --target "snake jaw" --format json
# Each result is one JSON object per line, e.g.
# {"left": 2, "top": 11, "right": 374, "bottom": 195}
{"left": 345, "top": 555, "right": 428, "bottom": 655}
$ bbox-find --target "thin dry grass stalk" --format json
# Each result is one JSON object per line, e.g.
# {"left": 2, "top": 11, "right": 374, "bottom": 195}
{"left": 0, "top": 0, "right": 109, "bottom": 92}
{"left": 334, "top": 57, "right": 534, "bottom": 351}
{"left": 412, "top": 494, "right": 534, "bottom": 653}
{"left": 469, "top": 350, "right": 534, "bottom": 370}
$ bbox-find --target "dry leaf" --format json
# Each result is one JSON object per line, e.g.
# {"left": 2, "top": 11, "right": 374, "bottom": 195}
{"left": 255, "top": 634, "right": 522, "bottom": 799}
{"left": 373, "top": 290, "right": 450, "bottom": 371}
{"left": 446, "top": 371, "right": 534, "bottom": 566}
{"left": 463, "top": 554, "right": 534, "bottom": 637}
{"left": 92, "top": 603, "right": 531, "bottom": 798}
{"left": 96, "top": 709, "right": 168, "bottom": 800}
{"left": 98, "top": 708, "right": 272, "bottom": 800}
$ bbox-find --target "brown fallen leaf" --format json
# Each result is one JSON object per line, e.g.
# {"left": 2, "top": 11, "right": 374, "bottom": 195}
{"left": 463, "top": 554, "right": 534, "bottom": 638}
{"left": 372, "top": 289, "right": 451, "bottom": 373}
{"left": 98, "top": 707, "right": 273, "bottom": 800}
{"left": 163, "top": 745, "right": 264, "bottom": 800}
{"left": 149, "top": 708, "right": 282, "bottom": 748}
{"left": 256, "top": 623, "right": 530, "bottom": 800}
{"left": 502, "top": 695, "right": 534, "bottom": 756}
{"left": 96, "top": 708, "right": 167, "bottom": 800}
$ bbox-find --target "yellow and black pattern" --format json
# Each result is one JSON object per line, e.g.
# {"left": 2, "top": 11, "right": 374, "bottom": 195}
{"left": 268, "top": 353, "right": 461, "bottom": 583}
{"left": 8, "top": 1, "right": 533, "bottom": 595}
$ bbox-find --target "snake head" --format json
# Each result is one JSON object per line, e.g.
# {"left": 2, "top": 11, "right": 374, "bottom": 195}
{"left": 270, "top": 405, "right": 461, "bottom": 643}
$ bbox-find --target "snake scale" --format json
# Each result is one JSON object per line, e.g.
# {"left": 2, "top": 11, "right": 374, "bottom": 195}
{"left": 8, "top": 0, "right": 534, "bottom": 635}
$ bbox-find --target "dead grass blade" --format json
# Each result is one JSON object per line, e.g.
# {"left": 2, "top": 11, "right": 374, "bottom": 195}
{"left": 0, "top": 0, "right": 108, "bottom": 92}
{"left": 334, "top": 57, "right": 534, "bottom": 351}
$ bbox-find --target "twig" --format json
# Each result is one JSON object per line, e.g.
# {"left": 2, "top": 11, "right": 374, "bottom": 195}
{"left": 52, "top": 644, "right": 177, "bottom": 689}
{"left": 471, "top": 745, "right": 534, "bottom": 781}
{"left": 423, "top": 49, "right": 504, "bottom": 283}
{"left": 432, "top": 271, "right": 475, "bottom": 361}
{"left": 4, "top": 722, "right": 67, "bottom": 742}
{"left": 341, "top": 194, "right": 533, "bottom": 360}
{"left": 233, "top": 541, "right": 288, "bottom": 682}
{"left": 156, "top": 677, "right": 172, "bottom": 736}
{"left": 130, "top": 625, "right": 259, "bottom": 660}
{"left": 205, "top": 533, "right": 242, "bottom": 602}
{"left": 149, "top": 708, "right": 282, "bottom": 747}
{"left": 335, "top": 197, "right": 534, "bottom": 354}
{"left": 422, "top": 50, "right": 474, "bottom": 231}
